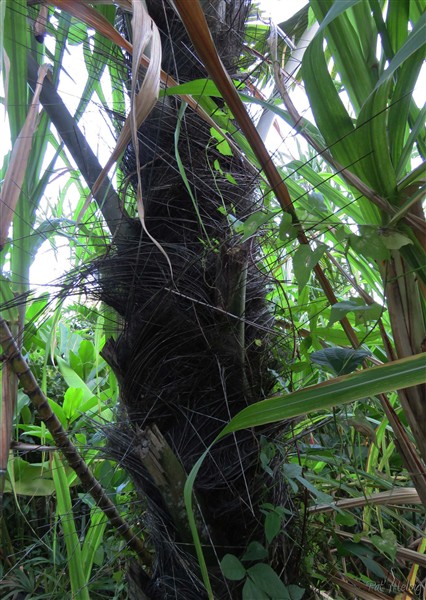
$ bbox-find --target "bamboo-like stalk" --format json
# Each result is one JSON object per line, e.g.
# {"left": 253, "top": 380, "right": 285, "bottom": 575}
{"left": 0, "top": 317, "right": 152, "bottom": 567}
{"left": 385, "top": 255, "right": 426, "bottom": 462}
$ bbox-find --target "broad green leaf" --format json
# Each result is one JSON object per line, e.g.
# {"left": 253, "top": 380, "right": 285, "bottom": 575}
{"left": 370, "top": 529, "right": 398, "bottom": 561}
{"left": 68, "top": 20, "right": 88, "bottom": 45}
{"left": 328, "top": 300, "right": 383, "bottom": 327}
{"left": 242, "top": 542, "right": 268, "bottom": 562}
{"left": 264, "top": 510, "right": 282, "bottom": 544}
{"left": 387, "top": 0, "right": 410, "bottom": 53}
{"left": 311, "top": 347, "right": 371, "bottom": 375}
{"left": 340, "top": 542, "right": 386, "bottom": 578}
{"left": 293, "top": 243, "right": 327, "bottom": 290}
{"left": 247, "top": 563, "right": 289, "bottom": 598}
{"left": 356, "top": 79, "right": 397, "bottom": 198}
{"left": 294, "top": 475, "right": 333, "bottom": 504}
{"left": 302, "top": 35, "right": 360, "bottom": 175}
{"left": 287, "top": 585, "right": 305, "bottom": 600}
{"left": 314, "top": 0, "right": 362, "bottom": 35}
{"left": 308, "top": 192, "right": 327, "bottom": 213}
{"left": 243, "top": 578, "right": 269, "bottom": 600}
{"left": 380, "top": 230, "right": 413, "bottom": 250}
{"left": 48, "top": 398, "right": 67, "bottom": 427}
{"left": 63, "top": 387, "right": 84, "bottom": 420}
{"left": 78, "top": 339, "right": 96, "bottom": 380}
{"left": 220, "top": 554, "right": 246, "bottom": 581}
{"left": 335, "top": 512, "right": 357, "bottom": 527}
{"left": 210, "top": 127, "right": 233, "bottom": 156}
{"left": 388, "top": 50, "right": 423, "bottom": 172}
{"left": 349, "top": 228, "right": 390, "bottom": 262}
{"left": 56, "top": 356, "right": 97, "bottom": 403}
{"left": 5, "top": 457, "right": 57, "bottom": 496}
{"left": 278, "top": 212, "right": 296, "bottom": 241}
{"left": 163, "top": 78, "right": 222, "bottom": 97}
{"left": 241, "top": 211, "right": 277, "bottom": 242}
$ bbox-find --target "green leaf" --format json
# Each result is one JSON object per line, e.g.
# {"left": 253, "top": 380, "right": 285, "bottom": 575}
{"left": 380, "top": 230, "right": 413, "bottom": 249}
{"left": 310, "top": 347, "right": 371, "bottom": 375}
{"left": 374, "top": 11, "right": 426, "bottom": 90}
{"left": 279, "top": 212, "right": 297, "bottom": 241}
{"left": 56, "top": 356, "right": 97, "bottom": 402}
{"left": 315, "top": 0, "right": 362, "bottom": 35}
{"left": 52, "top": 454, "right": 89, "bottom": 599}
{"left": 163, "top": 78, "right": 222, "bottom": 98}
{"left": 293, "top": 243, "right": 327, "bottom": 290}
{"left": 310, "top": 0, "right": 373, "bottom": 110}
{"left": 264, "top": 510, "right": 282, "bottom": 545}
{"left": 294, "top": 475, "right": 334, "bottom": 504}
{"left": 78, "top": 339, "right": 96, "bottom": 380}
{"left": 328, "top": 300, "right": 383, "bottom": 326}
{"left": 243, "top": 578, "right": 270, "bottom": 600}
{"left": 81, "top": 508, "right": 108, "bottom": 581}
{"left": 335, "top": 512, "right": 357, "bottom": 527}
{"left": 242, "top": 542, "right": 268, "bottom": 562}
{"left": 308, "top": 192, "right": 327, "bottom": 213}
{"left": 302, "top": 34, "right": 360, "bottom": 174}
{"left": 68, "top": 20, "right": 88, "bottom": 46}
{"left": 349, "top": 227, "right": 390, "bottom": 262}
{"left": 210, "top": 127, "right": 233, "bottom": 156}
{"left": 247, "top": 563, "right": 289, "bottom": 599}
{"left": 48, "top": 398, "right": 67, "bottom": 428}
{"left": 370, "top": 529, "right": 398, "bottom": 561}
{"left": 241, "top": 211, "right": 277, "bottom": 242}
{"left": 220, "top": 554, "right": 246, "bottom": 581}
{"left": 287, "top": 585, "right": 306, "bottom": 600}
{"left": 185, "top": 354, "right": 426, "bottom": 592}
{"left": 5, "top": 457, "right": 57, "bottom": 496}
{"left": 63, "top": 387, "right": 84, "bottom": 420}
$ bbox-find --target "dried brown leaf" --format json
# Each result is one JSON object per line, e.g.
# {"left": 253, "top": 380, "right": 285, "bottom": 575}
{"left": 0, "top": 64, "right": 50, "bottom": 250}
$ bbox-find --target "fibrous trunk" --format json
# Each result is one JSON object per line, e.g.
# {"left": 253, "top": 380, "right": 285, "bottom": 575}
{"left": 86, "top": 2, "right": 289, "bottom": 597}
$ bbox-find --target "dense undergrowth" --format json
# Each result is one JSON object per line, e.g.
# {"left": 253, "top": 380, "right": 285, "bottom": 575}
{"left": 1, "top": 1, "right": 425, "bottom": 599}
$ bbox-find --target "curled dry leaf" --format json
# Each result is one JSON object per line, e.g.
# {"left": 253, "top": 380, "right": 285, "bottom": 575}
{"left": 0, "top": 64, "right": 50, "bottom": 250}
{"left": 34, "top": 5, "right": 49, "bottom": 42}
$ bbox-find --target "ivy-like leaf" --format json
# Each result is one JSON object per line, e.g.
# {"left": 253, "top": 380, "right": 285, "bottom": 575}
{"left": 210, "top": 127, "right": 233, "bottom": 156}
{"left": 243, "top": 578, "right": 269, "bottom": 600}
{"left": 371, "top": 529, "right": 397, "bottom": 561}
{"left": 328, "top": 300, "right": 383, "bottom": 327}
{"left": 279, "top": 212, "right": 296, "bottom": 241}
{"left": 264, "top": 510, "right": 282, "bottom": 545}
{"left": 247, "top": 563, "right": 290, "bottom": 599}
{"left": 293, "top": 243, "right": 327, "bottom": 290}
{"left": 308, "top": 191, "right": 327, "bottom": 213}
{"left": 310, "top": 347, "right": 371, "bottom": 375}
{"left": 220, "top": 554, "right": 246, "bottom": 581}
{"left": 380, "top": 230, "right": 413, "bottom": 250}
{"left": 241, "top": 211, "right": 277, "bottom": 242}
{"left": 242, "top": 541, "right": 268, "bottom": 562}
{"left": 349, "top": 227, "right": 390, "bottom": 262}
{"left": 287, "top": 585, "right": 306, "bottom": 600}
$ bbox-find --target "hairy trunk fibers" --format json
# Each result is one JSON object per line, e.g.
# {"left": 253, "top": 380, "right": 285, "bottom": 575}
{"left": 78, "top": 2, "right": 291, "bottom": 597}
